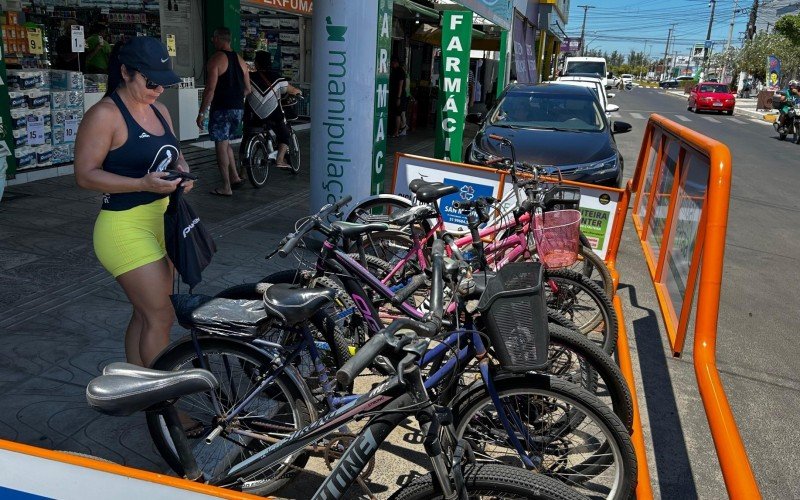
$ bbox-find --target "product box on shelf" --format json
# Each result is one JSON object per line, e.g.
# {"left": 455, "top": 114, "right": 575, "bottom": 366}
{"left": 36, "top": 146, "right": 54, "bottom": 167}
{"left": 9, "top": 92, "right": 27, "bottom": 109}
{"left": 51, "top": 90, "right": 84, "bottom": 109}
{"left": 7, "top": 70, "right": 46, "bottom": 90}
{"left": 10, "top": 110, "right": 28, "bottom": 130}
{"left": 279, "top": 18, "right": 299, "bottom": 30}
{"left": 50, "top": 70, "right": 84, "bottom": 91}
{"left": 26, "top": 90, "right": 52, "bottom": 109}
{"left": 14, "top": 147, "right": 36, "bottom": 170}
{"left": 52, "top": 145, "right": 75, "bottom": 164}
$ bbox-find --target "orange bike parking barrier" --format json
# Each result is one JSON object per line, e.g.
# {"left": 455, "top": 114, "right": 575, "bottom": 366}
{"left": 622, "top": 113, "right": 760, "bottom": 499}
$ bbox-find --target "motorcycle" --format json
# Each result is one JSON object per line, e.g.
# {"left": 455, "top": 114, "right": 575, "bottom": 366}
{"left": 775, "top": 101, "right": 800, "bottom": 143}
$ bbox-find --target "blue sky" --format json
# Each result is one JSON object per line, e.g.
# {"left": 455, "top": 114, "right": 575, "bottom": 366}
{"left": 566, "top": 0, "right": 751, "bottom": 59}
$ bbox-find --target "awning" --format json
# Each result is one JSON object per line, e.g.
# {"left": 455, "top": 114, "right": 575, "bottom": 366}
{"left": 395, "top": 0, "right": 440, "bottom": 21}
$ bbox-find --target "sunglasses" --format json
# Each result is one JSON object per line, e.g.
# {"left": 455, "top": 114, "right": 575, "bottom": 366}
{"left": 130, "top": 68, "right": 173, "bottom": 90}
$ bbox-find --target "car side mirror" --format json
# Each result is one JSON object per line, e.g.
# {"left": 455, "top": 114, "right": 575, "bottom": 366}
{"left": 466, "top": 112, "right": 484, "bottom": 125}
{"left": 613, "top": 121, "right": 632, "bottom": 134}
{"left": 606, "top": 104, "right": 620, "bottom": 113}
{"left": 607, "top": 93, "right": 616, "bottom": 99}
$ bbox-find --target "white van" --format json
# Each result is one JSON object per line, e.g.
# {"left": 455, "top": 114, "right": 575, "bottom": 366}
{"left": 563, "top": 57, "right": 608, "bottom": 88}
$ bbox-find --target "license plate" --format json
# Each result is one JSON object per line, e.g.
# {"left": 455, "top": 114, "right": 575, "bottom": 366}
{"left": 713, "top": 102, "right": 723, "bottom": 107}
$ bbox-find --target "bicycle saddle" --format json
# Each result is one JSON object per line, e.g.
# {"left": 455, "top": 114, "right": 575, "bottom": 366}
{"left": 263, "top": 283, "right": 335, "bottom": 325}
{"left": 415, "top": 183, "right": 458, "bottom": 203}
{"left": 188, "top": 298, "right": 270, "bottom": 337}
{"left": 87, "top": 363, "right": 218, "bottom": 417}
{"left": 330, "top": 221, "right": 389, "bottom": 238}
{"left": 409, "top": 178, "right": 432, "bottom": 193}
{"left": 388, "top": 205, "right": 437, "bottom": 226}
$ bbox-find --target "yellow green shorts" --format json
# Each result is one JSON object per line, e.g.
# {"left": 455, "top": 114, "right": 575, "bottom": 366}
{"left": 93, "top": 197, "right": 169, "bottom": 278}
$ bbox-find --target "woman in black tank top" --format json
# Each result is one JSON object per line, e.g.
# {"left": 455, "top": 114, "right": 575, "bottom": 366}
{"left": 74, "top": 37, "right": 192, "bottom": 372}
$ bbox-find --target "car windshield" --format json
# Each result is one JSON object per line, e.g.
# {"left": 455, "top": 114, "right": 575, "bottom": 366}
{"left": 565, "top": 62, "right": 605, "bottom": 77}
{"left": 698, "top": 84, "right": 729, "bottom": 93}
{"left": 489, "top": 92, "right": 606, "bottom": 132}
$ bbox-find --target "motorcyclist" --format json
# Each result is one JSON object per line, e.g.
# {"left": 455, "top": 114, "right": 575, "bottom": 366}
{"left": 776, "top": 80, "right": 800, "bottom": 134}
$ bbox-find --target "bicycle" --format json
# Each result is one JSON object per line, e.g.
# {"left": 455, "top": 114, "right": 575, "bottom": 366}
{"left": 239, "top": 95, "right": 302, "bottom": 188}
{"left": 88, "top": 243, "right": 594, "bottom": 499}
{"left": 147, "top": 240, "right": 636, "bottom": 498}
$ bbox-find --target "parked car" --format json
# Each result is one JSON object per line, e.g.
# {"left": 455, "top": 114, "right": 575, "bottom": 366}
{"left": 687, "top": 82, "right": 736, "bottom": 114}
{"left": 620, "top": 74, "right": 634, "bottom": 87}
{"left": 555, "top": 75, "right": 619, "bottom": 117}
{"left": 659, "top": 78, "right": 679, "bottom": 88}
{"left": 464, "top": 84, "right": 632, "bottom": 187}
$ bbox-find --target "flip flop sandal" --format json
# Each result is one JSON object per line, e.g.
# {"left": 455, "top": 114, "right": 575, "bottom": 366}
{"left": 210, "top": 188, "right": 232, "bottom": 197}
{"left": 276, "top": 162, "right": 292, "bottom": 169}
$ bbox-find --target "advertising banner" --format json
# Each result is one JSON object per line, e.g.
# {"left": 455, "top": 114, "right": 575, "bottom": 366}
{"left": 434, "top": 11, "right": 473, "bottom": 162}
{"left": 525, "top": 23, "right": 537, "bottom": 83}
{"left": 512, "top": 13, "right": 528, "bottom": 83}
{"left": 311, "top": 0, "right": 382, "bottom": 209}
{"left": 242, "top": 0, "right": 314, "bottom": 16}
{"left": 453, "top": 0, "right": 512, "bottom": 30}
{"left": 767, "top": 55, "right": 781, "bottom": 89}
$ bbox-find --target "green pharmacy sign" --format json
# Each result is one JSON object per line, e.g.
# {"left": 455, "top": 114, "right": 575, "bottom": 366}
{"left": 435, "top": 10, "right": 473, "bottom": 162}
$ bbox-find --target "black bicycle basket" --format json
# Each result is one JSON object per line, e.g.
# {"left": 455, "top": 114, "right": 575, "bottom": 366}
{"left": 282, "top": 95, "right": 300, "bottom": 121}
{"left": 476, "top": 262, "right": 550, "bottom": 372}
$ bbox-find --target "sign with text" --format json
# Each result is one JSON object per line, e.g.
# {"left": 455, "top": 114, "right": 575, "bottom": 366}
{"left": 64, "top": 118, "right": 79, "bottom": 143}
{"left": 27, "top": 28, "right": 44, "bottom": 55}
{"left": 512, "top": 13, "right": 528, "bottom": 83}
{"left": 434, "top": 11, "right": 473, "bottom": 162}
{"left": 311, "top": 0, "right": 384, "bottom": 210}
{"left": 393, "top": 154, "right": 504, "bottom": 234}
{"left": 243, "top": 0, "right": 313, "bottom": 16}
{"left": 71, "top": 25, "right": 85, "bottom": 53}
{"left": 371, "top": 0, "right": 393, "bottom": 195}
{"left": 26, "top": 114, "right": 44, "bottom": 146}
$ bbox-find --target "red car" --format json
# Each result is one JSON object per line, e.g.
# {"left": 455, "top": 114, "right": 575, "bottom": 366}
{"left": 687, "top": 82, "right": 736, "bottom": 114}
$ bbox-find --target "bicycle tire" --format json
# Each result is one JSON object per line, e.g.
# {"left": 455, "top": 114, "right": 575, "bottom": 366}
{"left": 544, "top": 268, "right": 618, "bottom": 354}
{"left": 452, "top": 373, "right": 637, "bottom": 500}
{"left": 347, "top": 230, "right": 422, "bottom": 275}
{"left": 146, "top": 337, "right": 311, "bottom": 496}
{"left": 567, "top": 246, "right": 614, "bottom": 298}
{"left": 246, "top": 137, "right": 270, "bottom": 188}
{"left": 390, "top": 463, "right": 590, "bottom": 500}
{"left": 288, "top": 130, "right": 300, "bottom": 174}
{"left": 547, "top": 322, "right": 634, "bottom": 432}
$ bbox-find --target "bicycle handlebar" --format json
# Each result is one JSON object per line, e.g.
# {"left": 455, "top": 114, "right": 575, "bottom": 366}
{"left": 335, "top": 239, "right": 445, "bottom": 388}
{"left": 277, "top": 195, "right": 352, "bottom": 257}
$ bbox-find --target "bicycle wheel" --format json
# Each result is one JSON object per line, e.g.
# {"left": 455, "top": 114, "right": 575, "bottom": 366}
{"left": 391, "top": 463, "right": 590, "bottom": 500}
{"left": 287, "top": 130, "right": 300, "bottom": 175}
{"left": 565, "top": 246, "right": 613, "bottom": 298}
{"left": 452, "top": 374, "right": 637, "bottom": 500}
{"left": 348, "top": 230, "right": 421, "bottom": 273}
{"left": 146, "top": 337, "right": 311, "bottom": 496}
{"left": 547, "top": 322, "right": 633, "bottom": 432}
{"left": 544, "top": 269, "right": 618, "bottom": 354}
{"left": 246, "top": 137, "right": 270, "bottom": 188}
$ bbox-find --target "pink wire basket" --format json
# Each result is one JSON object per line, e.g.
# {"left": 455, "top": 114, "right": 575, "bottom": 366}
{"left": 533, "top": 209, "right": 582, "bottom": 268}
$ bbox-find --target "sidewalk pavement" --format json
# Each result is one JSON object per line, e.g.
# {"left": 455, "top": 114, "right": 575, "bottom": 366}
{"left": 0, "top": 123, "right": 481, "bottom": 497}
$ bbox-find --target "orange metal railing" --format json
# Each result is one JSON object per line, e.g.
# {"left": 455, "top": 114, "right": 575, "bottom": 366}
{"left": 625, "top": 114, "right": 760, "bottom": 499}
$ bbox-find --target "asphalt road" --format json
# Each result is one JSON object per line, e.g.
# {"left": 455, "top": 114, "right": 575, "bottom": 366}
{"left": 607, "top": 87, "right": 799, "bottom": 498}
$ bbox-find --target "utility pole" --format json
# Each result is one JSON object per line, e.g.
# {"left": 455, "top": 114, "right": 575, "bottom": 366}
{"left": 662, "top": 25, "right": 675, "bottom": 80}
{"left": 578, "top": 5, "right": 595, "bottom": 56}
{"left": 722, "top": 0, "right": 738, "bottom": 82}
{"left": 702, "top": 0, "right": 717, "bottom": 77}
{"left": 746, "top": 0, "right": 758, "bottom": 40}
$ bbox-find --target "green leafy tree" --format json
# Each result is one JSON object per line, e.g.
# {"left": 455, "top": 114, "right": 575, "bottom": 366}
{"left": 735, "top": 32, "right": 800, "bottom": 81}
{"left": 775, "top": 13, "right": 800, "bottom": 47}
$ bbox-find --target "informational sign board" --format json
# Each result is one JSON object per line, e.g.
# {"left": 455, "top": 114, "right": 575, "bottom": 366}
{"left": 27, "top": 28, "right": 44, "bottom": 55}
{"left": 26, "top": 114, "right": 44, "bottom": 146}
{"left": 64, "top": 118, "right": 79, "bottom": 143}
{"left": 371, "top": 0, "right": 393, "bottom": 195}
{"left": 452, "top": 0, "right": 512, "bottom": 30}
{"left": 71, "top": 25, "right": 85, "bottom": 53}
{"left": 166, "top": 34, "right": 177, "bottom": 57}
{"left": 393, "top": 154, "right": 504, "bottom": 233}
